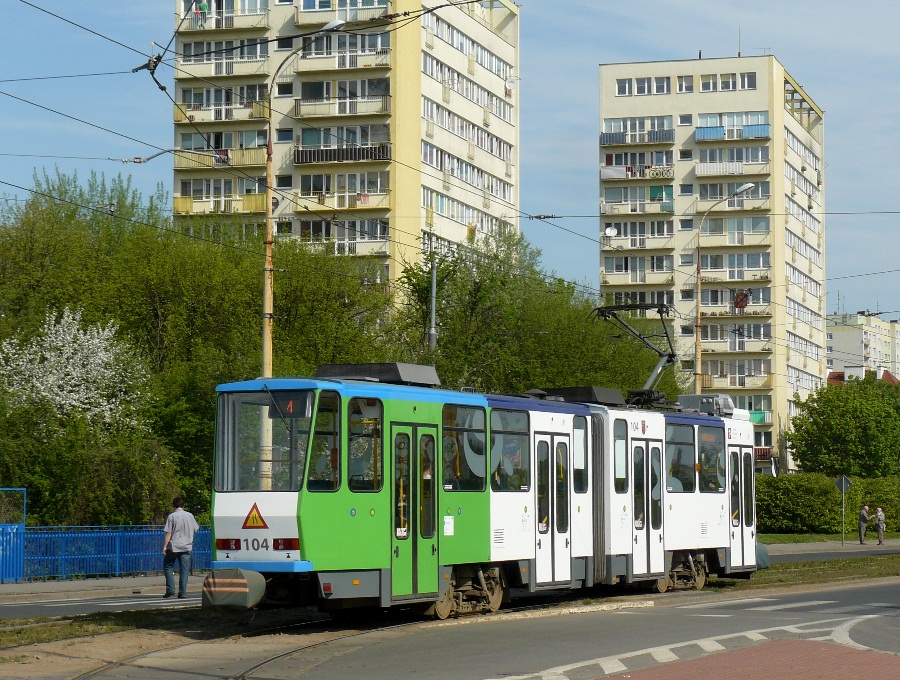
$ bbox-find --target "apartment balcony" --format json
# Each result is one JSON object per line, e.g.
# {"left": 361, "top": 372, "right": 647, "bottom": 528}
{"left": 294, "top": 95, "right": 391, "bottom": 118}
{"left": 175, "top": 9, "right": 269, "bottom": 32}
{"left": 749, "top": 410, "right": 774, "bottom": 425}
{"left": 705, "top": 338, "right": 773, "bottom": 354}
{"left": 295, "top": 5, "right": 389, "bottom": 26}
{"left": 600, "top": 200, "right": 674, "bottom": 215}
{"left": 293, "top": 190, "right": 391, "bottom": 211}
{"left": 701, "top": 374, "right": 773, "bottom": 389}
{"left": 175, "top": 57, "right": 269, "bottom": 79}
{"left": 600, "top": 164, "right": 675, "bottom": 181}
{"left": 293, "top": 143, "right": 391, "bottom": 165}
{"left": 694, "top": 161, "right": 770, "bottom": 177}
{"left": 599, "top": 129, "right": 675, "bottom": 146}
{"left": 174, "top": 101, "right": 268, "bottom": 124}
{"left": 700, "top": 306, "right": 772, "bottom": 318}
{"left": 694, "top": 124, "right": 771, "bottom": 142}
{"left": 754, "top": 447, "right": 773, "bottom": 461}
{"left": 173, "top": 193, "right": 266, "bottom": 215}
{"left": 292, "top": 49, "right": 392, "bottom": 73}
{"left": 174, "top": 147, "right": 266, "bottom": 169}
{"left": 695, "top": 196, "right": 770, "bottom": 212}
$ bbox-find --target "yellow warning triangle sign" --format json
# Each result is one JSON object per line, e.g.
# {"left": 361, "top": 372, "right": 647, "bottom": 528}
{"left": 242, "top": 503, "right": 269, "bottom": 529}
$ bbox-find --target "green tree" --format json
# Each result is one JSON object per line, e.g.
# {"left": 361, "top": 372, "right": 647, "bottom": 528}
{"left": 788, "top": 374, "right": 900, "bottom": 477}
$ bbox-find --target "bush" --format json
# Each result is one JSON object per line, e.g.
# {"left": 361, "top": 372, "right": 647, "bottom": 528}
{"left": 757, "top": 473, "right": 900, "bottom": 534}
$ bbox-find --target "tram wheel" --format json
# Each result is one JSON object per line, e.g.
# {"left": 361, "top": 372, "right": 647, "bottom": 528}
{"left": 485, "top": 575, "right": 505, "bottom": 613}
{"left": 429, "top": 583, "right": 455, "bottom": 620}
{"left": 654, "top": 576, "right": 671, "bottom": 593}
{"left": 694, "top": 567, "right": 707, "bottom": 590}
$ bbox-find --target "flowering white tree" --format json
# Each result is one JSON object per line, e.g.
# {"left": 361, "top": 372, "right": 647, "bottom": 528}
{"left": 0, "top": 307, "right": 150, "bottom": 429}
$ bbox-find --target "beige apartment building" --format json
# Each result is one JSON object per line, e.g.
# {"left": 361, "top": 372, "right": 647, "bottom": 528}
{"left": 171, "top": 0, "right": 519, "bottom": 282}
{"left": 599, "top": 56, "right": 826, "bottom": 472}
{"left": 827, "top": 312, "right": 900, "bottom": 376}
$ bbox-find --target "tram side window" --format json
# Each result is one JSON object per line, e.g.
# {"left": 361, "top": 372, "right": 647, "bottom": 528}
{"left": 307, "top": 390, "right": 341, "bottom": 492}
{"left": 573, "top": 416, "right": 588, "bottom": 494}
{"left": 442, "top": 404, "right": 487, "bottom": 491}
{"left": 698, "top": 426, "right": 725, "bottom": 493}
{"left": 742, "top": 451, "right": 755, "bottom": 527}
{"left": 348, "top": 397, "right": 383, "bottom": 492}
{"left": 665, "top": 424, "right": 695, "bottom": 493}
{"left": 730, "top": 451, "right": 741, "bottom": 526}
{"left": 556, "top": 441, "right": 569, "bottom": 533}
{"left": 490, "top": 409, "right": 530, "bottom": 492}
{"left": 614, "top": 419, "right": 628, "bottom": 493}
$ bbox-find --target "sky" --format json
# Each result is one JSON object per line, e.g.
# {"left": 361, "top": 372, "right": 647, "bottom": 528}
{"left": 2, "top": 0, "right": 898, "bottom": 317}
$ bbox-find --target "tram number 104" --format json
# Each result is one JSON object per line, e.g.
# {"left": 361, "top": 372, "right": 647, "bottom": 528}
{"left": 244, "top": 538, "right": 270, "bottom": 551}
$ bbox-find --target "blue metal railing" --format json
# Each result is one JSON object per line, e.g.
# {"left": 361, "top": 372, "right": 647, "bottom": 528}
{"left": 22, "top": 526, "right": 211, "bottom": 580}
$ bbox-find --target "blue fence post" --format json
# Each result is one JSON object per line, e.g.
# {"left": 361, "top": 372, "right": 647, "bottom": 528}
{"left": 115, "top": 534, "right": 120, "bottom": 577}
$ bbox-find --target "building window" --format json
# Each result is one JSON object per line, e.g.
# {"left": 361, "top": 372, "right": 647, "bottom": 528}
{"left": 701, "top": 74, "right": 717, "bottom": 92}
{"left": 680, "top": 289, "right": 695, "bottom": 301}
{"left": 276, "top": 175, "right": 292, "bottom": 189}
{"left": 680, "top": 254, "right": 694, "bottom": 265}
{"left": 635, "top": 77, "right": 651, "bottom": 95}
{"left": 677, "top": 75, "right": 693, "bottom": 93}
{"left": 681, "top": 325, "right": 693, "bottom": 336}
{"left": 827, "top": 345, "right": 834, "bottom": 353}
{"left": 679, "top": 218, "right": 694, "bottom": 231}
{"left": 720, "top": 73, "right": 736, "bottom": 91}
{"left": 276, "top": 37, "right": 294, "bottom": 50}
{"left": 827, "top": 333, "right": 833, "bottom": 340}
{"left": 276, "top": 128, "right": 293, "bottom": 143}
{"left": 826, "top": 359, "right": 833, "bottom": 367}
{"left": 276, "top": 221, "right": 293, "bottom": 234}
{"left": 276, "top": 82, "right": 294, "bottom": 96}
{"left": 740, "top": 72, "right": 757, "bottom": 90}
{"left": 679, "top": 149, "right": 693, "bottom": 160}
{"left": 654, "top": 76, "right": 671, "bottom": 94}
{"left": 678, "top": 113, "right": 692, "bottom": 126}
{"left": 679, "top": 184, "right": 693, "bottom": 196}
{"left": 616, "top": 78, "right": 632, "bottom": 96}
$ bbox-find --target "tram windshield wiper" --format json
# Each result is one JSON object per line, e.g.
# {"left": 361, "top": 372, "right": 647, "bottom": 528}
{"left": 262, "top": 383, "right": 291, "bottom": 434}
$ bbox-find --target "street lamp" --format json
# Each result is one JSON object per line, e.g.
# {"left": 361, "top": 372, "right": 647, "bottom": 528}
{"left": 694, "top": 181, "right": 755, "bottom": 393}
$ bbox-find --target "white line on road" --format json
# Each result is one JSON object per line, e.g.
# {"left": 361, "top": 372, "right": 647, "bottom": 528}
{"left": 747, "top": 600, "right": 837, "bottom": 611}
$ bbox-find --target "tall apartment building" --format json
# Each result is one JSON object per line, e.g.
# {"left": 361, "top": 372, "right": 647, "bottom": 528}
{"left": 599, "top": 56, "right": 826, "bottom": 472}
{"left": 171, "top": 0, "right": 519, "bottom": 282}
{"left": 827, "top": 312, "right": 900, "bottom": 376}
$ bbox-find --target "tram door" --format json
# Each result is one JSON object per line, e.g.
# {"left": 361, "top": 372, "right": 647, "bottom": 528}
{"left": 631, "top": 439, "right": 664, "bottom": 577}
{"left": 728, "top": 446, "right": 756, "bottom": 569}
{"left": 535, "top": 434, "right": 571, "bottom": 584}
{"left": 390, "top": 425, "right": 439, "bottom": 599}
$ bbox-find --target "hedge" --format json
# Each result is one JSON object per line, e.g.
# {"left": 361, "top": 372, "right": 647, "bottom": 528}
{"left": 756, "top": 473, "right": 900, "bottom": 534}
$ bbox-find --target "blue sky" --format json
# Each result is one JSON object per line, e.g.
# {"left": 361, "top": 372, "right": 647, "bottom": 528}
{"left": 2, "top": 1, "right": 897, "bottom": 317}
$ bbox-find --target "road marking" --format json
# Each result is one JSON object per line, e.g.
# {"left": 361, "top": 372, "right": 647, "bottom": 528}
{"left": 599, "top": 659, "right": 627, "bottom": 674}
{"left": 697, "top": 639, "right": 726, "bottom": 652}
{"left": 747, "top": 600, "right": 836, "bottom": 611}
{"left": 651, "top": 648, "right": 679, "bottom": 662}
{"left": 690, "top": 614, "right": 733, "bottom": 618}
{"left": 679, "top": 597, "right": 775, "bottom": 608}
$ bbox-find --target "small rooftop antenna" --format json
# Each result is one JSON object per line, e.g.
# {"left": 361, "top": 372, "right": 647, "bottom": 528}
{"left": 738, "top": 24, "right": 741, "bottom": 57}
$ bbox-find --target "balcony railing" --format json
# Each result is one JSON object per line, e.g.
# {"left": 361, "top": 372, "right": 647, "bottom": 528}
{"left": 601, "top": 200, "right": 674, "bottom": 215}
{"left": 754, "top": 447, "right": 773, "bottom": 461}
{"left": 294, "top": 191, "right": 391, "bottom": 211}
{"left": 695, "top": 161, "right": 770, "bottom": 177}
{"left": 293, "top": 143, "right": 391, "bottom": 165}
{"left": 600, "top": 129, "right": 675, "bottom": 146}
{"left": 695, "top": 196, "right": 770, "bottom": 213}
{"left": 701, "top": 374, "right": 773, "bottom": 389}
{"left": 600, "top": 164, "right": 674, "bottom": 180}
{"left": 749, "top": 410, "right": 773, "bottom": 425}
{"left": 174, "top": 101, "right": 266, "bottom": 123}
{"left": 173, "top": 193, "right": 266, "bottom": 215}
{"left": 175, "top": 57, "right": 269, "bottom": 79}
{"left": 695, "top": 124, "right": 771, "bottom": 142}
{"left": 294, "top": 96, "right": 391, "bottom": 117}
{"left": 174, "top": 147, "right": 266, "bottom": 169}
{"left": 295, "top": 5, "right": 389, "bottom": 26}
{"left": 175, "top": 9, "right": 269, "bottom": 32}
{"left": 293, "top": 49, "right": 392, "bottom": 72}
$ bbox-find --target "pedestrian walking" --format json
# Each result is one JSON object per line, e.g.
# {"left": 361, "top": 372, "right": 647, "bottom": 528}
{"left": 875, "top": 507, "right": 886, "bottom": 545}
{"left": 858, "top": 504, "right": 871, "bottom": 544}
{"left": 163, "top": 497, "right": 200, "bottom": 599}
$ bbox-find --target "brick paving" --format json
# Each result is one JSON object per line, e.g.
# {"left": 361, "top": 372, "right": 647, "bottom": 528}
{"left": 603, "top": 639, "right": 899, "bottom": 679}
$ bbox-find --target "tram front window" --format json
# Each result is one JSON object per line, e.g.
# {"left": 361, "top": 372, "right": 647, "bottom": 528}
{"left": 215, "top": 390, "right": 314, "bottom": 492}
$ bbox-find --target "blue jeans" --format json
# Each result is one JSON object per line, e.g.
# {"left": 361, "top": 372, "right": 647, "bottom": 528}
{"left": 164, "top": 551, "right": 192, "bottom": 596}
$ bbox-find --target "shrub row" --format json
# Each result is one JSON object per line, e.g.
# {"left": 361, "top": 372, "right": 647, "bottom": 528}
{"left": 756, "top": 473, "right": 899, "bottom": 534}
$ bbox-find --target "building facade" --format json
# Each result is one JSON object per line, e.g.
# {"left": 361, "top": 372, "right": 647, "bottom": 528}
{"left": 171, "top": 0, "right": 519, "bottom": 281}
{"left": 827, "top": 312, "right": 900, "bottom": 376}
{"left": 599, "top": 56, "right": 826, "bottom": 472}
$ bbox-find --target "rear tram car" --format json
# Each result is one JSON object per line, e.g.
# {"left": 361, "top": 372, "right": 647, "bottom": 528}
{"left": 203, "top": 364, "right": 756, "bottom": 617}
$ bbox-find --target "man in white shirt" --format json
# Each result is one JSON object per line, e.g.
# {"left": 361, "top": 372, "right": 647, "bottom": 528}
{"left": 162, "top": 497, "right": 200, "bottom": 599}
